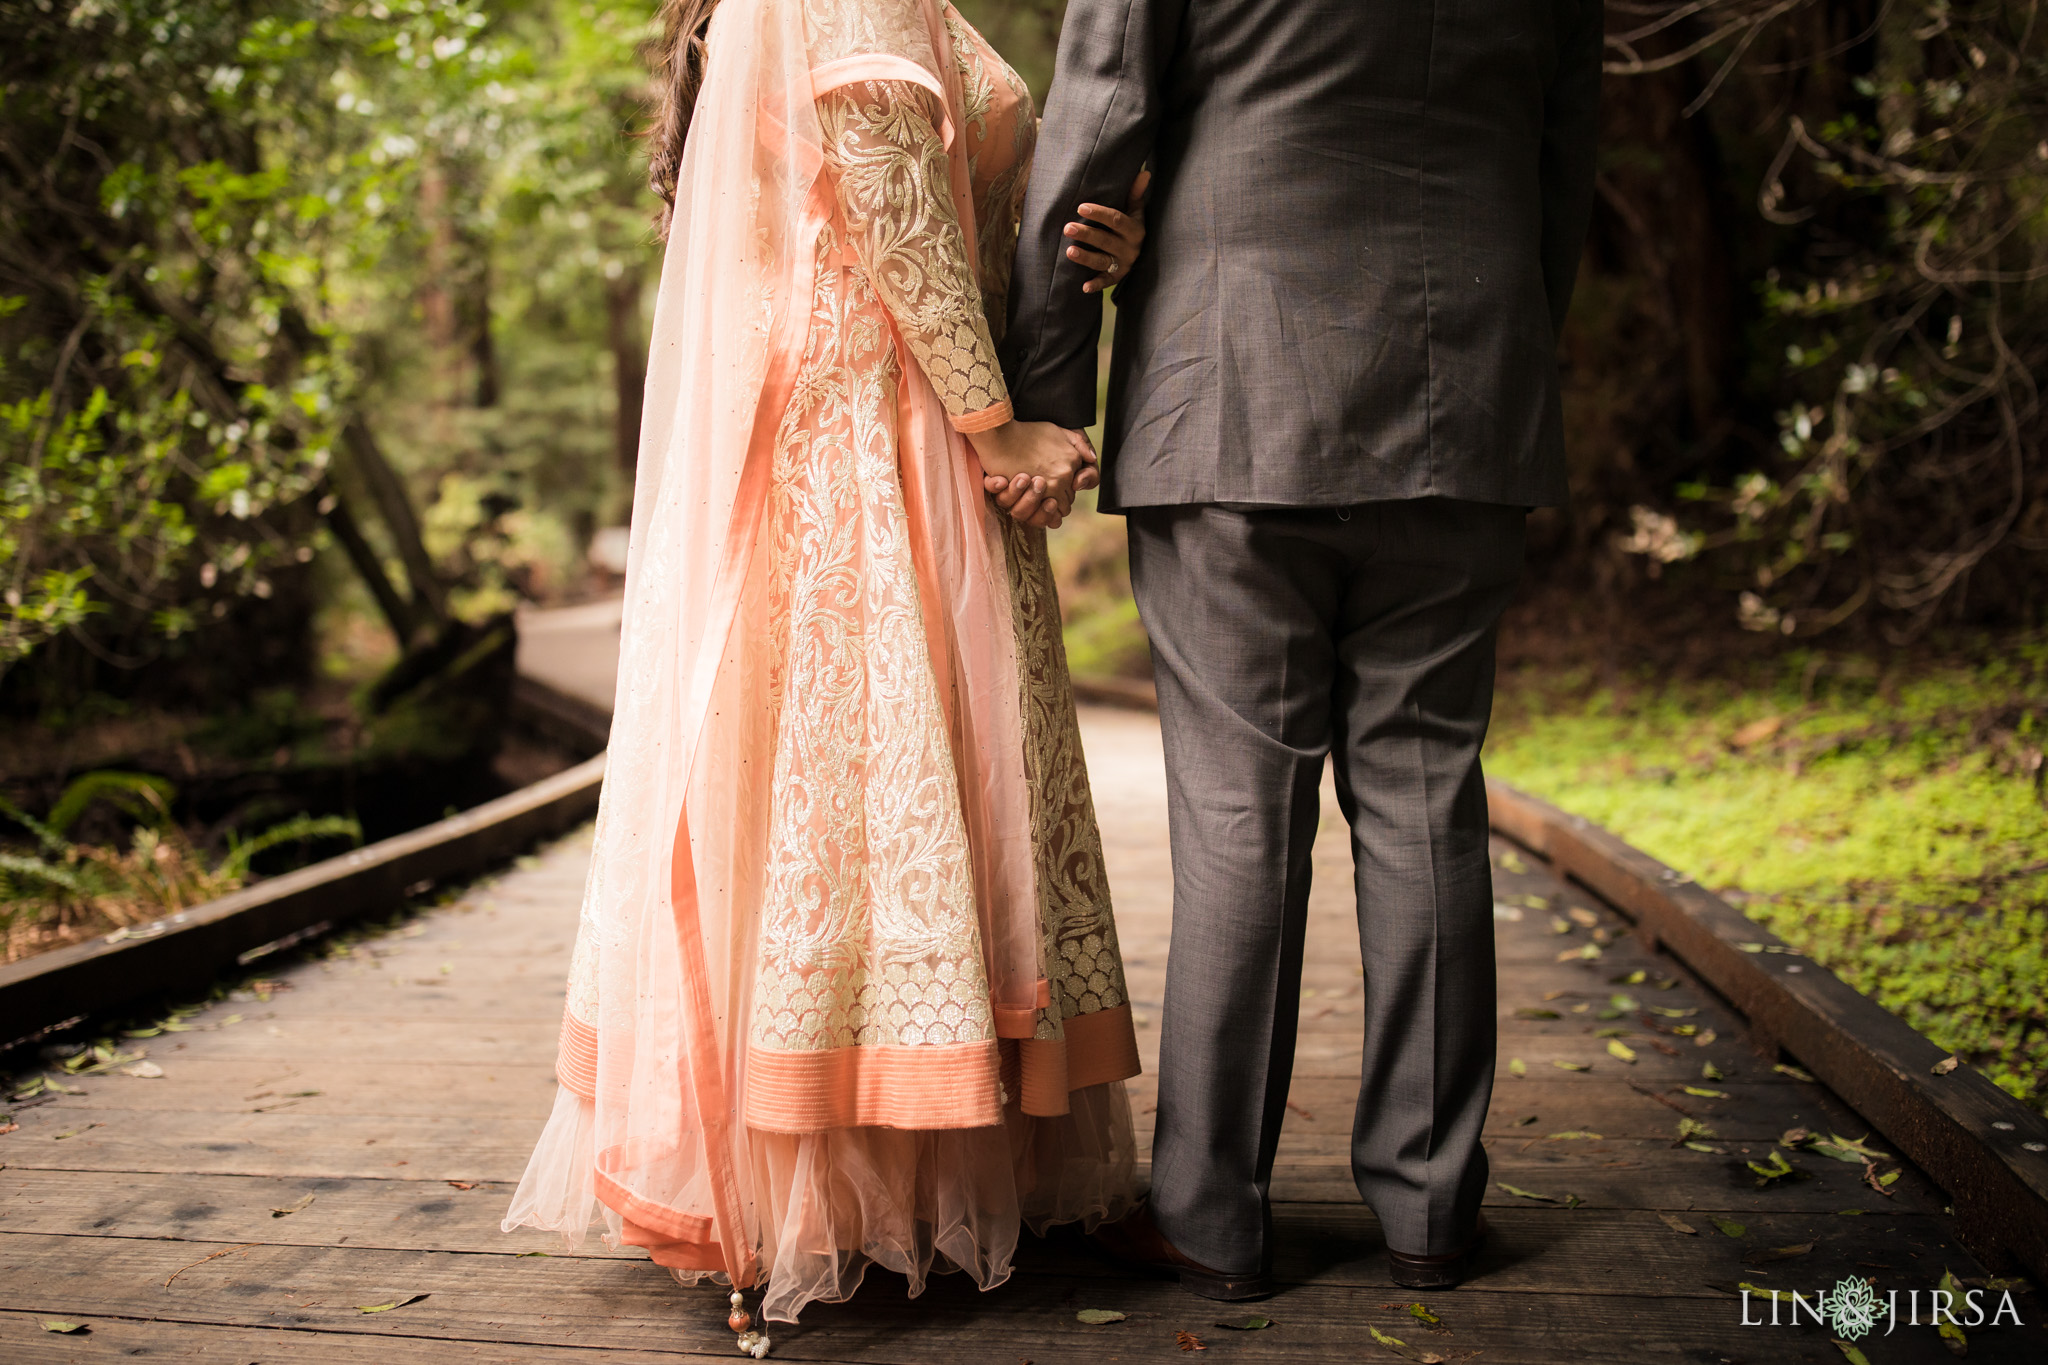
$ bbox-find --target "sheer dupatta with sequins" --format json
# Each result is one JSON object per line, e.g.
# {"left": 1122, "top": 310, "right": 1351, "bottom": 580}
{"left": 503, "top": 0, "right": 1137, "bottom": 1324}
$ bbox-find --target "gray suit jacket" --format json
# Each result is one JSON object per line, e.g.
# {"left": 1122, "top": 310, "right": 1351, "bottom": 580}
{"left": 999, "top": 0, "right": 1603, "bottom": 511}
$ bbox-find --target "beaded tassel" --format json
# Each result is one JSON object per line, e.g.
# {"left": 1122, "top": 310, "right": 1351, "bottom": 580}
{"left": 728, "top": 1289, "right": 771, "bottom": 1358}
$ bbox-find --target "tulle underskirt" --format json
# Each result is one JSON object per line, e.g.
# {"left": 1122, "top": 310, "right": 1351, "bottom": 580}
{"left": 504, "top": 1080, "right": 1135, "bottom": 1323}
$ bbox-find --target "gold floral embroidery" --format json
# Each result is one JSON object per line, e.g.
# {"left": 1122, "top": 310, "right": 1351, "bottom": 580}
{"left": 751, "top": 224, "right": 994, "bottom": 1054}
{"left": 1002, "top": 518, "right": 1129, "bottom": 1039}
{"left": 819, "top": 80, "right": 1009, "bottom": 420}
{"left": 943, "top": 5, "right": 1036, "bottom": 343}
{"left": 750, "top": 20, "right": 1110, "bottom": 1060}
{"left": 805, "top": 0, "right": 937, "bottom": 74}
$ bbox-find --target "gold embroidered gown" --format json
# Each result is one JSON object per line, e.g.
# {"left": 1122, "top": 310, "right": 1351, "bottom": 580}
{"left": 505, "top": 0, "right": 1140, "bottom": 1324}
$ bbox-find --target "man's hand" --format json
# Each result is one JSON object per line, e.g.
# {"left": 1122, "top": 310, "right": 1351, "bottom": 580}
{"left": 979, "top": 431, "right": 1099, "bottom": 529}
{"left": 1067, "top": 169, "right": 1150, "bottom": 295}
{"left": 968, "top": 421, "right": 1098, "bottom": 529}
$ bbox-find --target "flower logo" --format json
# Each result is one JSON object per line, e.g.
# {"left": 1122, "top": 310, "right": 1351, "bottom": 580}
{"left": 1827, "top": 1276, "right": 1881, "bottom": 1341}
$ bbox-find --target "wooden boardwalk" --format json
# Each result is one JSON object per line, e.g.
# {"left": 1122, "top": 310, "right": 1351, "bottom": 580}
{"left": 3, "top": 616, "right": 2039, "bottom": 1360}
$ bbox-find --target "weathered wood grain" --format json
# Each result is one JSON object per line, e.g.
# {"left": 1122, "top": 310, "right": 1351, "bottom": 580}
{"left": 2, "top": 704, "right": 2036, "bottom": 1364}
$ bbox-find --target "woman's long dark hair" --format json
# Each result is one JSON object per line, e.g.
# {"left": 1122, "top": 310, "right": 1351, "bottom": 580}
{"left": 647, "top": 0, "right": 722, "bottom": 236}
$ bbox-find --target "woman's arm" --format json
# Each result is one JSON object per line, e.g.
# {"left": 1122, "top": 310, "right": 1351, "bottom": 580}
{"left": 821, "top": 79, "right": 1093, "bottom": 524}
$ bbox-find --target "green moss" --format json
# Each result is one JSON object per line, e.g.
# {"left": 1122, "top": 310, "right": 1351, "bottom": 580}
{"left": 1485, "top": 639, "right": 2048, "bottom": 1115}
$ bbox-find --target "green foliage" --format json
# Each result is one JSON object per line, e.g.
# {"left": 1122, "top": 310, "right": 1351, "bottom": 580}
{"left": 1601, "top": 0, "right": 2048, "bottom": 636}
{"left": 0, "top": 768, "right": 359, "bottom": 958}
{"left": 1, "top": 0, "right": 661, "bottom": 685}
{"left": 1486, "top": 637, "right": 2048, "bottom": 1114}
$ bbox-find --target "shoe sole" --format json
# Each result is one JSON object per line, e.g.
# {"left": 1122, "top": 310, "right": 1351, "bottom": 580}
{"left": 1176, "top": 1267, "right": 1276, "bottom": 1301}
{"left": 1387, "top": 1264, "right": 1466, "bottom": 1290}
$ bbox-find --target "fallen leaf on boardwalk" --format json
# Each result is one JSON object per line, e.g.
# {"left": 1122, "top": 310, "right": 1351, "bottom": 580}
{"left": 1553, "top": 1060, "right": 1591, "bottom": 1072}
{"left": 1682, "top": 1087, "right": 1729, "bottom": 1099}
{"left": 357, "top": 1294, "right": 430, "bottom": 1314}
{"left": 1507, "top": 1058, "right": 1526, "bottom": 1078}
{"left": 1513, "top": 1008, "right": 1560, "bottom": 1020}
{"left": 1510, "top": 1115, "right": 1538, "bottom": 1127}
{"left": 1607, "top": 1040, "right": 1638, "bottom": 1063}
{"left": 1367, "top": 1324, "right": 1446, "bottom": 1363}
{"left": 1550, "top": 917, "right": 1573, "bottom": 936}
{"left": 1405, "top": 1303, "right": 1441, "bottom": 1325}
{"left": 1076, "top": 1309, "right": 1127, "bottom": 1325}
{"left": 1547, "top": 1131, "right": 1604, "bottom": 1141}
{"left": 1809, "top": 1141, "right": 1870, "bottom": 1165}
{"left": 1774, "top": 1063, "right": 1816, "bottom": 1082}
{"left": 446, "top": 1181, "right": 481, "bottom": 1190}
{"left": 1496, "top": 1183, "right": 1560, "bottom": 1203}
{"left": 515, "top": 1251, "right": 551, "bottom": 1257}
{"left": 1931, "top": 1055, "right": 1960, "bottom": 1076}
{"left": 1743, "top": 1242, "right": 1814, "bottom": 1265}
{"left": 1569, "top": 908, "right": 1600, "bottom": 929}
{"left": 1833, "top": 1341, "right": 1873, "bottom": 1365}
{"left": 1818, "top": 1133, "right": 1888, "bottom": 1161}
{"left": 1703, "top": 1061, "right": 1726, "bottom": 1081}
{"left": 1215, "top": 1316, "right": 1275, "bottom": 1331}
{"left": 1835, "top": 1209, "right": 1869, "bottom": 1216}
{"left": 1649, "top": 1040, "right": 1682, "bottom": 1057}
{"left": 269, "top": 1194, "right": 316, "bottom": 1217}
{"left": 1710, "top": 1217, "right": 1747, "bottom": 1238}
{"left": 1498, "top": 851, "right": 1528, "bottom": 874}
{"left": 1780, "top": 1127, "right": 1812, "bottom": 1147}
{"left": 1862, "top": 1162, "right": 1900, "bottom": 1196}
{"left": 1648, "top": 1006, "right": 1698, "bottom": 1018}
{"left": 1747, "top": 1149, "right": 1800, "bottom": 1186}
{"left": 1491, "top": 902, "right": 1524, "bottom": 922}
{"left": 1703, "top": 1281, "right": 1778, "bottom": 1298}
{"left": 1695, "top": 1029, "right": 1717, "bottom": 1046}
{"left": 1594, "top": 1026, "right": 1628, "bottom": 1038}
{"left": 1676, "top": 1118, "right": 1718, "bottom": 1141}
{"left": 41, "top": 1320, "right": 88, "bottom": 1333}
{"left": 0, "top": 1123, "right": 17, "bottom": 1136}
{"left": 1659, "top": 1213, "right": 1697, "bottom": 1235}
{"left": 53, "top": 1122, "right": 103, "bottom": 1140}
{"left": 121, "top": 1061, "right": 165, "bottom": 1079}
{"left": 1174, "top": 1330, "right": 1207, "bottom": 1351}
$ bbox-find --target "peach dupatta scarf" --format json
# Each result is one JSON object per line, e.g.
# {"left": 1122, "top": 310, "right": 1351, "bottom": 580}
{"left": 504, "top": 0, "right": 1132, "bottom": 1322}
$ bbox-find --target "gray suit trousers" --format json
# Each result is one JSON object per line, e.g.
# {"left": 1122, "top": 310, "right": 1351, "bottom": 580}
{"left": 1126, "top": 498, "right": 1524, "bottom": 1272}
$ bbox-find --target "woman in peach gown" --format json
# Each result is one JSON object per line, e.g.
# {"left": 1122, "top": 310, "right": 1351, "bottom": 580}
{"left": 503, "top": 0, "right": 1150, "bottom": 1338}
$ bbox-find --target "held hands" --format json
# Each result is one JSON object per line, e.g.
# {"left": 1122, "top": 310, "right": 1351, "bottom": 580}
{"left": 1066, "top": 169, "right": 1150, "bottom": 295}
{"left": 973, "top": 172, "right": 1139, "bottom": 529}
{"left": 969, "top": 420, "right": 1099, "bottom": 530}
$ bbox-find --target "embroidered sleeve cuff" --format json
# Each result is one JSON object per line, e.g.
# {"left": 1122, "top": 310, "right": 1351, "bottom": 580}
{"left": 951, "top": 400, "right": 1012, "bottom": 434}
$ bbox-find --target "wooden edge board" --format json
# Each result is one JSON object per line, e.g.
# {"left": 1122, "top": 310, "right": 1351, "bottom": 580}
{"left": 0, "top": 738, "right": 606, "bottom": 1050}
{"left": 1486, "top": 776, "right": 2048, "bottom": 1286}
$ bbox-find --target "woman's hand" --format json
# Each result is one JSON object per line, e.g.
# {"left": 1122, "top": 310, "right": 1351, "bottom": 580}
{"left": 969, "top": 421, "right": 1098, "bottom": 529}
{"left": 1066, "top": 169, "right": 1150, "bottom": 295}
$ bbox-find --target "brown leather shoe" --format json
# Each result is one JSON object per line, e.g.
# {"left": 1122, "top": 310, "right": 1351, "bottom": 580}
{"left": 1387, "top": 1213, "right": 1489, "bottom": 1290}
{"left": 1092, "top": 1201, "right": 1274, "bottom": 1301}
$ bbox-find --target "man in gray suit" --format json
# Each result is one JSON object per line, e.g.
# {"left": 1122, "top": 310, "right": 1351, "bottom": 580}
{"left": 999, "top": 0, "right": 1604, "bottom": 1298}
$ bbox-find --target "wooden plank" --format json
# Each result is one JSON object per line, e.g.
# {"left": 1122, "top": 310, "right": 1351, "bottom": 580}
{"left": 0, "top": 754, "right": 606, "bottom": 1048}
{"left": 1, "top": 1223, "right": 2031, "bottom": 1364}
{"left": 0, "top": 1108, "right": 543, "bottom": 1183}
{"left": 1488, "top": 779, "right": 2048, "bottom": 1285}
{"left": 1263, "top": 1145, "right": 1945, "bottom": 1213}
{"left": 2, "top": 1314, "right": 746, "bottom": 1365}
